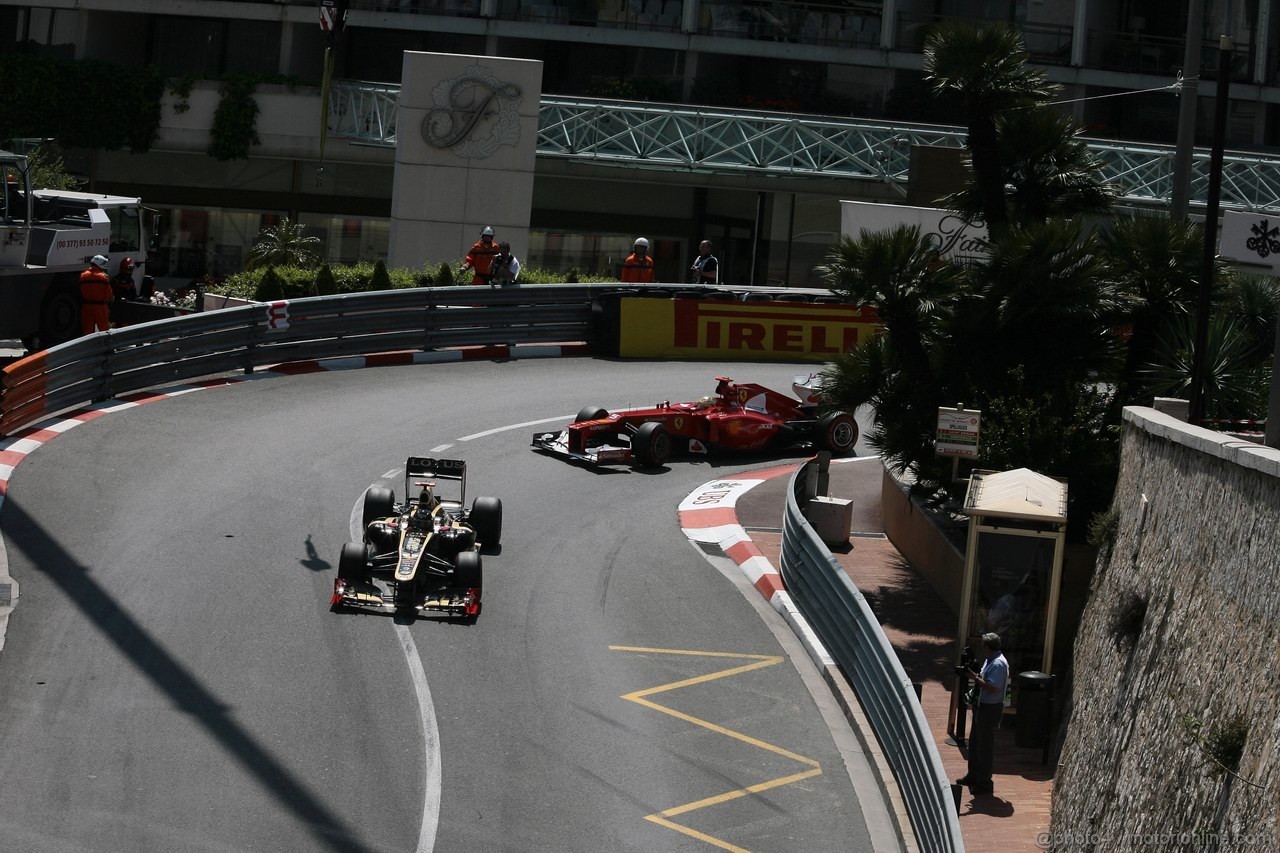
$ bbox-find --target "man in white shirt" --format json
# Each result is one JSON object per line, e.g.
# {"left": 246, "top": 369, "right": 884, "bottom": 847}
{"left": 958, "top": 632, "right": 1008, "bottom": 795}
{"left": 490, "top": 241, "right": 521, "bottom": 285}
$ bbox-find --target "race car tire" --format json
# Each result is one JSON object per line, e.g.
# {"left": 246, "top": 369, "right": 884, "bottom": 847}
{"left": 816, "top": 411, "right": 859, "bottom": 456}
{"left": 632, "top": 421, "right": 672, "bottom": 468}
{"left": 363, "top": 486, "right": 395, "bottom": 528}
{"left": 337, "top": 542, "right": 368, "bottom": 582}
{"left": 575, "top": 406, "right": 609, "bottom": 423}
{"left": 456, "top": 550, "right": 483, "bottom": 594}
{"left": 469, "top": 496, "right": 503, "bottom": 547}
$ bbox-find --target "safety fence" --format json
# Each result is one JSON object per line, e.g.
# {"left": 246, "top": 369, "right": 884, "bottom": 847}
{"left": 330, "top": 82, "right": 1280, "bottom": 212}
{"left": 0, "top": 284, "right": 622, "bottom": 439}
{"left": 780, "top": 457, "right": 964, "bottom": 853}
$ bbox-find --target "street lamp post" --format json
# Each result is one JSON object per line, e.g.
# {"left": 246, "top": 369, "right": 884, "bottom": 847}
{"left": 1170, "top": 0, "right": 1205, "bottom": 221}
{"left": 1188, "top": 36, "right": 1234, "bottom": 426}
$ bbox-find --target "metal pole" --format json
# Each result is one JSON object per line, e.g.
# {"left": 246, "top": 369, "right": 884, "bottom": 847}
{"left": 1170, "top": 0, "right": 1206, "bottom": 221}
{"left": 749, "top": 191, "right": 764, "bottom": 286}
{"left": 1266, "top": 317, "right": 1280, "bottom": 447}
{"left": 1188, "top": 36, "right": 1233, "bottom": 426}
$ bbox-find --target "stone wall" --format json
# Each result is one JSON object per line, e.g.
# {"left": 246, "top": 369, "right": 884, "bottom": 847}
{"left": 1049, "top": 408, "right": 1280, "bottom": 852}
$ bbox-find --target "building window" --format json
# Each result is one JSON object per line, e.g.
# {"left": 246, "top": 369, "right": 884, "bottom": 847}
{"left": 150, "top": 206, "right": 287, "bottom": 282}
{"left": 147, "top": 17, "right": 280, "bottom": 77}
{"left": 107, "top": 207, "right": 141, "bottom": 253}
{"left": 298, "top": 214, "right": 390, "bottom": 266}
{"left": 2, "top": 6, "right": 77, "bottom": 57}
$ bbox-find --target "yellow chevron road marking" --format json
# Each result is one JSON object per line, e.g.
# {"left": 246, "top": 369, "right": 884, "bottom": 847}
{"left": 610, "top": 645, "right": 823, "bottom": 852}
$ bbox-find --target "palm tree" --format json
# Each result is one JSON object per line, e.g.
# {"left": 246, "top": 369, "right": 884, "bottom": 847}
{"left": 818, "top": 224, "right": 966, "bottom": 393}
{"left": 817, "top": 224, "right": 967, "bottom": 478}
{"left": 1220, "top": 273, "right": 1280, "bottom": 362}
{"left": 924, "top": 22, "right": 1058, "bottom": 238}
{"left": 956, "top": 219, "right": 1129, "bottom": 398}
{"left": 1099, "top": 214, "right": 1204, "bottom": 405}
{"left": 246, "top": 217, "right": 321, "bottom": 270}
{"left": 1142, "top": 315, "right": 1270, "bottom": 421}
{"left": 942, "top": 108, "right": 1113, "bottom": 225}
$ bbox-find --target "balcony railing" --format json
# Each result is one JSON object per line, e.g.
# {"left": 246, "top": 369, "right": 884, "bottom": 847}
{"left": 328, "top": 82, "right": 1280, "bottom": 212}
{"left": 701, "top": 1, "right": 882, "bottom": 48}
{"left": 897, "top": 12, "right": 1073, "bottom": 65}
{"left": 1088, "top": 29, "right": 1252, "bottom": 81}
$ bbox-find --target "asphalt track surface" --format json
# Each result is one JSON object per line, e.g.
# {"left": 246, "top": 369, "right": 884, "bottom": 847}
{"left": 0, "top": 357, "right": 885, "bottom": 853}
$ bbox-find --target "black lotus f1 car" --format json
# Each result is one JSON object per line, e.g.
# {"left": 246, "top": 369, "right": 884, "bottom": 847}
{"left": 330, "top": 456, "right": 502, "bottom": 620}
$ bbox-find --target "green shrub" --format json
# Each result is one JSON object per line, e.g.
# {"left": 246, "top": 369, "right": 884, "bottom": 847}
{"left": 0, "top": 54, "right": 164, "bottom": 152}
{"left": 314, "top": 264, "right": 338, "bottom": 296}
{"left": 208, "top": 74, "right": 261, "bottom": 161}
{"left": 1087, "top": 507, "right": 1120, "bottom": 550}
{"left": 369, "top": 259, "right": 392, "bottom": 291}
{"left": 212, "top": 260, "right": 609, "bottom": 301}
{"left": 254, "top": 267, "right": 285, "bottom": 302}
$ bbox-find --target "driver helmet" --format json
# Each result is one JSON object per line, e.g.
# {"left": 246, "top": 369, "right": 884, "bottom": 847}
{"left": 90, "top": 254, "right": 109, "bottom": 270}
{"left": 119, "top": 257, "right": 136, "bottom": 275}
{"left": 697, "top": 395, "right": 717, "bottom": 408}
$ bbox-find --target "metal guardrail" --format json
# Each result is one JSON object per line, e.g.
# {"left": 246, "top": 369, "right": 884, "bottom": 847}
{"left": 328, "top": 82, "right": 1280, "bottom": 211}
{"left": 1, "top": 282, "right": 828, "bottom": 438}
{"left": 0, "top": 284, "right": 613, "bottom": 438}
{"left": 780, "top": 457, "right": 964, "bottom": 853}
{"left": 2, "top": 283, "right": 966, "bottom": 844}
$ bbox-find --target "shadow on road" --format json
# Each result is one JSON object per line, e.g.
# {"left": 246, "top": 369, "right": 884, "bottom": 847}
{"left": 300, "top": 533, "right": 331, "bottom": 573}
{"left": 2, "top": 497, "right": 379, "bottom": 853}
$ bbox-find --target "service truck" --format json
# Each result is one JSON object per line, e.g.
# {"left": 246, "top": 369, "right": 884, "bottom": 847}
{"left": 1, "top": 149, "right": 156, "bottom": 349}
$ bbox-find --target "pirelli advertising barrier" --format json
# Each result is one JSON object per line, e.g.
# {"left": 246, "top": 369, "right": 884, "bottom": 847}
{"left": 610, "top": 294, "right": 881, "bottom": 362}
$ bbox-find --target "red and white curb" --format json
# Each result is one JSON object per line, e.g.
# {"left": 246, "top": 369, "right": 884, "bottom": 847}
{"left": 678, "top": 462, "right": 837, "bottom": 669}
{"left": 0, "top": 343, "right": 590, "bottom": 646}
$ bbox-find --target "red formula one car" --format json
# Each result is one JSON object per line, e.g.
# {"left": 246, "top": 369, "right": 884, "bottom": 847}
{"left": 531, "top": 376, "right": 857, "bottom": 468}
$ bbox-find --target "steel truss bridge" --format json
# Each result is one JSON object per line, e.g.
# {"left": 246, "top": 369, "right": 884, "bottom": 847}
{"left": 330, "top": 81, "right": 1280, "bottom": 212}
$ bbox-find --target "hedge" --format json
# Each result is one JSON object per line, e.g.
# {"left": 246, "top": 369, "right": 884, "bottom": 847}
{"left": 212, "top": 262, "right": 616, "bottom": 301}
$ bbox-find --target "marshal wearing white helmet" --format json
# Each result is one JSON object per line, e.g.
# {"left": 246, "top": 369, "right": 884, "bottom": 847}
{"left": 621, "top": 236, "right": 655, "bottom": 283}
{"left": 463, "top": 225, "right": 500, "bottom": 284}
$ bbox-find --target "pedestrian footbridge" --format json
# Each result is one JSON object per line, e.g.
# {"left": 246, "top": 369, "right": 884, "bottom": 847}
{"left": 330, "top": 80, "right": 1280, "bottom": 213}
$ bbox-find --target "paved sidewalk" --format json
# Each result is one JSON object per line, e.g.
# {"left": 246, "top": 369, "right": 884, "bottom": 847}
{"left": 732, "top": 458, "right": 1054, "bottom": 853}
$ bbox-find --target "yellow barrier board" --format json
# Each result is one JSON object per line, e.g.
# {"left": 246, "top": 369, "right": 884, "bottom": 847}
{"left": 618, "top": 298, "right": 881, "bottom": 362}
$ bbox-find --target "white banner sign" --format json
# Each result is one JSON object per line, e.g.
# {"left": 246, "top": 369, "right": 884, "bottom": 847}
{"left": 1219, "top": 210, "right": 1280, "bottom": 271}
{"left": 840, "top": 200, "right": 989, "bottom": 264}
{"left": 936, "top": 407, "right": 981, "bottom": 458}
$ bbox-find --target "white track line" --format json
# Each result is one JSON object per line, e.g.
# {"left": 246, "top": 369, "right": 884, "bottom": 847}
{"left": 457, "top": 414, "right": 574, "bottom": 442}
{"left": 396, "top": 622, "right": 442, "bottom": 853}
{"left": 456, "top": 405, "right": 657, "bottom": 442}
{"left": 350, "top": 488, "right": 441, "bottom": 853}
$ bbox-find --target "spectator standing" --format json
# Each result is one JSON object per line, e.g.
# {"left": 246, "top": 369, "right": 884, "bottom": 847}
{"left": 79, "top": 254, "right": 113, "bottom": 335}
{"left": 462, "top": 225, "right": 500, "bottom": 285}
{"left": 489, "top": 241, "right": 520, "bottom": 285}
{"left": 957, "top": 632, "right": 1009, "bottom": 795}
{"left": 689, "top": 239, "right": 718, "bottom": 284}
{"left": 621, "top": 237, "right": 655, "bottom": 283}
